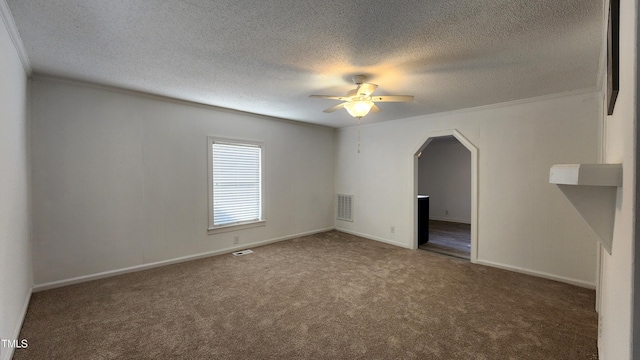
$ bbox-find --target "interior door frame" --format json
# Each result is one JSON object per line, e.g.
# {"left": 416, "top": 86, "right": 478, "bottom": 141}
{"left": 412, "top": 129, "right": 479, "bottom": 263}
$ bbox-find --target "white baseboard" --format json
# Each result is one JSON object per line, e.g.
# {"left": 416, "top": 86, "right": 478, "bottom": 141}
{"left": 475, "top": 259, "right": 596, "bottom": 289}
{"left": 33, "top": 227, "right": 334, "bottom": 292}
{"left": 1, "top": 289, "right": 32, "bottom": 360}
{"left": 334, "top": 228, "right": 594, "bottom": 289}
{"left": 428, "top": 216, "right": 471, "bottom": 224}
{"left": 335, "top": 227, "right": 412, "bottom": 249}
{"left": 31, "top": 226, "right": 594, "bottom": 296}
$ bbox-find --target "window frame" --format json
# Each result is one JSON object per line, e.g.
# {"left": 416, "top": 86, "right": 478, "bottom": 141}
{"left": 207, "top": 137, "right": 266, "bottom": 234}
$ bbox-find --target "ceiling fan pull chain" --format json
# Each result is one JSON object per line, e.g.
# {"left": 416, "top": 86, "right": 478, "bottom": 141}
{"left": 357, "top": 116, "right": 361, "bottom": 153}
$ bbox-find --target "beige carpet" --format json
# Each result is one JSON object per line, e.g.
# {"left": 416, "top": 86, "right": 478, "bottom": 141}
{"left": 14, "top": 231, "right": 597, "bottom": 359}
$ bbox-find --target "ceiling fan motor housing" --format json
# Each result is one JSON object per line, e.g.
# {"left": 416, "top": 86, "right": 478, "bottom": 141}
{"left": 352, "top": 75, "right": 367, "bottom": 85}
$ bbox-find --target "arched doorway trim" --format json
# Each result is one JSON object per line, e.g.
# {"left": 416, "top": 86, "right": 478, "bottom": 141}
{"left": 412, "top": 129, "right": 478, "bottom": 262}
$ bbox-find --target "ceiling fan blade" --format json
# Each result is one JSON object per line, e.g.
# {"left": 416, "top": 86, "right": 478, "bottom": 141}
{"left": 371, "top": 95, "right": 414, "bottom": 102}
{"left": 369, "top": 104, "right": 381, "bottom": 113}
{"left": 356, "top": 83, "right": 378, "bottom": 96}
{"left": 310, "top": 95, "right": 350, "bottom": 101}
{"left": 323, "top": 102, "right": 346, "bottom": 113}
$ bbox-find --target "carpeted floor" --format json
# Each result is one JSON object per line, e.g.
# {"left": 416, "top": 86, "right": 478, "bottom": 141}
{"left": 14, "top": 231, "right": 597, "bottom": 359}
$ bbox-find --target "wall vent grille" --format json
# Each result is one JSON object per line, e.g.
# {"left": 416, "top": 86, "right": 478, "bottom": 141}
{"left": 232, "top": 249, "right": 253, "bottom": 256}
{"left": 337, "top": 194, "right": 354, "bottom": 222}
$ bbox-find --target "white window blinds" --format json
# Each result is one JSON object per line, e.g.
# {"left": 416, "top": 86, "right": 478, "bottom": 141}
{"left": 212, "top": 142, "right": 262, "bottom": 227}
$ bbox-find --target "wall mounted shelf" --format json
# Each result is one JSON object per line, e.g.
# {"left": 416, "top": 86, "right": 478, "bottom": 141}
{"left": 549, "top": 164, "right": 622, "bottom": 254}
{"left": 549, "top": 164, "right": 622, "bottom": 186}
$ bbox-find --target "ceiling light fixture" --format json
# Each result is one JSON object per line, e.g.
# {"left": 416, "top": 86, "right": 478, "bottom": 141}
{"left": 309, "top": 74, "right": 413, "bottom": 121}
{"left": 344, "top": 100, "right": 374, "bottom": 118}
{"left": 309, "top": 75, "right": 414, "bottom": 153}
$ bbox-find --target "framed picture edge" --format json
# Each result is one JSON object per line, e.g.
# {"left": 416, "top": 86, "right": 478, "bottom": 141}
{"left": 607, "top": 0, "right": 620, "bottom": 116}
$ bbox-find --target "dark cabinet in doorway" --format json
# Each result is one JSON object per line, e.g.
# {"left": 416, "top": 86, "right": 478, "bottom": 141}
{"left": 418, "top": 195, "right": 429, "bottom": 245}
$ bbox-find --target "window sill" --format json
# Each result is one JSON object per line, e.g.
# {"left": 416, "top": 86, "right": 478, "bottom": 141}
{"left": 208, "top": 220, "right": 266, "bottom": 235}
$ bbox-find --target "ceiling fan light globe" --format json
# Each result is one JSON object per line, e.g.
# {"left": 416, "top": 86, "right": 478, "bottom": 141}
{"left": 344, "top": 100, "right": 374, "bottom": 118}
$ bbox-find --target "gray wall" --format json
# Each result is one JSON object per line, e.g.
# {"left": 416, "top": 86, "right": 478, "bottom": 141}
{"left": 29, "top": 77, "right": 335, "bottom": 286}
{"left": 418, "top": 139, "right": 471, "bottom": 223}
{"left": 335, "top": 90, "right": 601, "bottom": 287}
{"left": 0, "top": 15, "right": 31, "bottom": 360}
{"left": 598, "top": 0, "right": 637, "bottom": 357}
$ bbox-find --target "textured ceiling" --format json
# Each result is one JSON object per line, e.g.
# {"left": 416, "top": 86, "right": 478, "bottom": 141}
{"left": 7, "top": 0, "right": 603, "bottom": 128}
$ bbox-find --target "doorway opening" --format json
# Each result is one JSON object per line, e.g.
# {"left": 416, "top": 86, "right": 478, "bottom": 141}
{"left": 413, "top": 130, "right": 478, "bottom": 262}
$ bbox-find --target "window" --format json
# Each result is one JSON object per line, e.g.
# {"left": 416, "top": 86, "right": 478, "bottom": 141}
{"left": 208, "top": 138, "right": 264, "bottom": 232}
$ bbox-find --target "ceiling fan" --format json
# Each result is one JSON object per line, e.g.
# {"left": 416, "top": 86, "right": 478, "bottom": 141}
{"left": 309, "top": 75, "right": 414, "bottom": 118}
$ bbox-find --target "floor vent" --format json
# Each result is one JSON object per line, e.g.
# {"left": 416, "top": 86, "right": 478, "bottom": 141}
{"left": 232, "top": 249, "right": 253, "bottom": 256}
{"left": 337, "top": 194, "right": 354, "bottom": 222}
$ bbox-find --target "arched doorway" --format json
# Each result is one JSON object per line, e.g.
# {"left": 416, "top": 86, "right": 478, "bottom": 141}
{"left": 412, "top": 130, "right": 478, "bottom": 263}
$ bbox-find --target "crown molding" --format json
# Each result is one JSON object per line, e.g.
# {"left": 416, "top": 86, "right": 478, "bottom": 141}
{"left": 32, "top": 74, "right": 336, "bottom": 130}
{"left": 0, "top": 0, "right": 32, "bottom": 75}
{"left": 342, "top": 87, "right": 600, "bottom": 130}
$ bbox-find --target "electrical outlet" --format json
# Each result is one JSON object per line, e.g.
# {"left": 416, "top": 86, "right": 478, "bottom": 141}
{"left": 233, "top": 236, "right": 239, "bottom": 245}
{"left": 390, "top": 226, "right": 395, "bottom": 234}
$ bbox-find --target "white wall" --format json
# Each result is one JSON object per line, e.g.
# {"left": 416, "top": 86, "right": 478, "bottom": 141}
{"left": 335, "top": 90, "right": 602, "bottom": 287}
{"left": 0, "top": 11, "right": 31, "bottom": 360}
{"left": 30, "top": 77, "right": 335, "bottom": 286}
{"left": 598, "top": 0, "right": 637, "bottom": 358}
{"left": 418, "top": 139, "right": 471, "bottom": 223}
